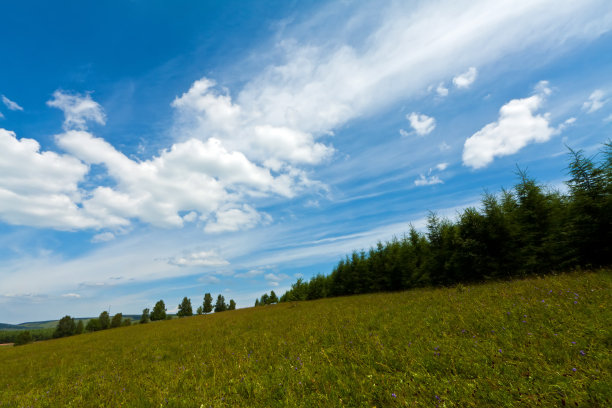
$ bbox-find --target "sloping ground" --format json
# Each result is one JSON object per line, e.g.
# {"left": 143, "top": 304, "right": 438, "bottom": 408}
{"left": 1, "top": 270, "right": 610, "bottom": 407}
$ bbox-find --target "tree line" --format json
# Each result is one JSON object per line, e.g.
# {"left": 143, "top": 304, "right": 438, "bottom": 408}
{"left": 12, "top": 293, "right": 236, "bottom": 346}
{"left": 279, "top": 142, "right": 611, "bottom": 302}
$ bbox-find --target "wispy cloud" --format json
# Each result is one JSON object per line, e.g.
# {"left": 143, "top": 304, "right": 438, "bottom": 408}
{"left": 407, "top": 112, "right": 436, "bottom": 136}
{"left": 47, "top": 90, "right": 105, "bottom": 130}
{"left": 1, "top": 95, "right": 23, "bottom": 111}
{"left": 453, "top": 67, "right": 478, "bottom": 89}
{"left": 582, "top": 89, "right": 606, "bottom": 113}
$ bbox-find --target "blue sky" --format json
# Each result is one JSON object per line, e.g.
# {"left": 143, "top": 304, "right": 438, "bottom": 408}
{"left": 1, "top": 0, "right": 611, "bottom": 323}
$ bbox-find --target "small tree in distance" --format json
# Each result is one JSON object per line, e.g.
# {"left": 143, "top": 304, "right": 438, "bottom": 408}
{"left": 150, "top": 300, "right": 167, "bottom": 321}
{"left": 203, "top": 293, "right": 213, "bottom": 314}
{"left": 86, "top": 318, "right": 101, "bottom": 332}
{"left": 269, "top": 291, "right": 279, "bottom": 304}
{"left": 54, "top": 315, "right": 76, "bottom": 338}
{"left": 110, "top": 313, "right": 123, "bottom": 328}
{"left": 140, "top": 308, "right": 150, "bottom": 324}
{"left": 14, "top": 330, "right": 32, "bottom": 346}
{"left": 254, "top": 298, "right": 260, "bottom": 307}
{"left": 99, "top": 311, "right": 111, "bottom": 330}
{"left": 196, "top": 305, "right": 203, "bottom": 315}
{"left": 75, "top": 319, "right": 84, "bottom": 334}
{"left": 228, "top": 299, "right": 236, "bottom": 310}
{"left": 214, "top": 294, "right": 227, "bottom": 312}
{"left": 177, "top": 297, "right": 193, "bottom": 317}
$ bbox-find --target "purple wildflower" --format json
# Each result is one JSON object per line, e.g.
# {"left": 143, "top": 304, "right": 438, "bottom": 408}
{"left": 579, "top": 350, "right": 585, "bottom": 356}
{"left": 392, "top": 393, "right": 397, "bottom": 398}
{"left": 572, "top": 368, "right": 577, "bottom": 372}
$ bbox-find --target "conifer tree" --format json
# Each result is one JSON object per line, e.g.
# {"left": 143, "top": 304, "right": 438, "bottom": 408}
{"left": 228, "top": 299, "right": 236, "bottom": 310}
{"left": 177, "top": 297, "right": 193, "bottom": 317}
{"left": 214, "top": 294, "right": 227, "bottom": 312}
{"left": 203, "top": 293, "right": 213, "bottom": 314}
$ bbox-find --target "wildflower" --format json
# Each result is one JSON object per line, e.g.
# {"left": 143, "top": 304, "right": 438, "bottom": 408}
{"left": 392, "top": 393, "right": 397, "bottom": 398}
{"left": 498, "top": 349, "right": 502, "bottom": 353}
{"left": 572, "top": 368, "right": 576, "bottom": 372}
{"left": 579, "top": 350, "right": 585, "bottom": 356}
{"left": 571, "top": 341, "right": 576, "bottom": 344}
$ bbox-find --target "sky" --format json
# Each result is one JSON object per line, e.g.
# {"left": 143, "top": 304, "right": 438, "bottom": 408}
{"left": 1, "top": 0, "right": 611, "bottom": 323}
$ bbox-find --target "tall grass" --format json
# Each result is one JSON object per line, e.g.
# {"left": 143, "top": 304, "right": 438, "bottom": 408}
{"left": 1, "top": 270, "right": 610, "bottom": 407}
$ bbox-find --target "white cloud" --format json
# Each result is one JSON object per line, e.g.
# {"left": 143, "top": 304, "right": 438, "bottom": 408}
{"left": 399, "top": 129, "right": 410, "bottom": 138}
{"left": 414, "top": 174, "right": 443, "bottom": 186}
{"left": 436, "top": 83, "right": 449, "bottom": 97}
{"left": 0, "top": 111, "right": 4, "bottom": 119}
{"left": 91, "top": 232, "right": 115, "bottom": 243}
{"left": 265, "top": 272, "right": 290, "bottom": 282}
{"left": 168, "top": 250, "right": 229, "bottom": 267}
{"left": 47, "top": 90, "right": 106, "bottom": 130}
{"left": 1, "top": 95, "right": 23, "bottom": 111}
{"left": 453, "top": 67, "right": 478, "bottom": 89}
{"left": 605, "top": 113, "right": 612, "bottom": 122}
{"left": 462, "top": 82, "right": 556, "bottom": 169}
{"left": 61, "top": 293, "right": 81, "bottom": 299}
{"left": 235, "top": 269, "right": 265, "bottom": 279}
{"left": 407, "top": 112, "right": 436, "bottom": 136}
{"left": 436, "top": 162, "right": 449, "bottom": 171}
{"left": 204, "top": 204, "right": 270, "bottom": 233}
{"left": 582, "top": 89, "right": 606, "bottom": 113}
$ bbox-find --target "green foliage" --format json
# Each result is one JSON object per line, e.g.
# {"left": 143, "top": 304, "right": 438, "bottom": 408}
{"left": 121, "top": 318, "right": 132, "bottom": 327}
{"left": 0, "top": 271, "right": 609, "bottom": 407}
{"left": 203, "top": 293, "right": 213, "bottom": 314}
{"left": 196, "top": 306, "right": 203, "bottom": 315}
{"left": 254, "top": 298, "right": 260, "bottom": 307}
{"left": 98, "top": 311, "right": 111, "bottom": 330}
{"left": 110, "top": 313, "right": 123, "bottom": 328}
{"left": 228, "top": 299, "right": 236, "bottom": 310}
{"left": 140, "top": 308, "right": 150, "bottom": 324}
{"left": 280, "top": 142, "right": 612, "bottom": 303}
{"left": 214, "top": 294, "right": 227, "bottom": 312}
{"left": 75, "top": 320, "right": 84, "bottom": 335}
{"left": 150, "top": 300, "right": 167, "bottom": 321}
{"left": 85, "top": 318, "right": 101, "bottom": 332}
{"left": 53, "top": 316, "right": 76, "bottom": 338}
{"left": 177, "top": 297, "right": 193, "bottom": 317}
{"left": 269, "top": 291, "right": 278, "bottom": 304}
{"left": 13, "top": 331, "right": 32, "bottom": 346}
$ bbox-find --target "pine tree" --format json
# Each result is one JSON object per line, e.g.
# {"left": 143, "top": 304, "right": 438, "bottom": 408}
{"left": 269, "top": 291, "right": 278, "bottom": 304}
{"left": 254, "top": 298, "right": 260, "bottom": 307}
{"left": 214, "top": 294, "right": 227, "bottom": 312}
{"left": 177, "top": 297, "right": 193, "bottom": 317}
{"left": 203, "top": 293, "right": 213, "bottom": 314}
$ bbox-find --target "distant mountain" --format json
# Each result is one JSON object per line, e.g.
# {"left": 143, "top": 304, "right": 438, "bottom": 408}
{"left": 0, "top": 323, "right": 23, "bottom": 330}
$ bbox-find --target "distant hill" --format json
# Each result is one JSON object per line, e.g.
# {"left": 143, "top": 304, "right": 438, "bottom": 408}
{"left": 0, "top": 314, "right": 145, "bottom": 331}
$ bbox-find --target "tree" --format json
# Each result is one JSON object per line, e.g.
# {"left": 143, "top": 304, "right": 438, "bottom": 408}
{"left": 75, "top": 320, "right": 84, "bottom": 334}
{"left": 196, "top": 306, "right": 203, "bottom": 315}
{"left": 54, "top": 315, "right": 76, "bottom": 338}
{"left": 86, "top": 318, "right": 101, "bottom": 332}
{"left": 214, "top": 294, "right": 227, "bottom": 312}
{"left": 228, "top": 299, "right": 236, "bottom": 310}
{"left": 260, "top": 293, "right": 270, "bottom": 305}
{"left": 140, "top": 308, "right": 150, "bottom": 324}
{"left": 203, "top": 293, "right": 213, "bottom": 314}
{"left": 99, "top": 311, "right": 111, "bottom": 330}
{"left": 177, "top": 297, "right": 193, "bottom": 317}
{"left": 122, "top": 318, "right": 132, "bottom": 327}
{"left": 269, "top": 291, "right": 278, "bottom": 304}
{"left": 110, "top": 313, "right": 123, "bottom": 328}
{"left": 150, "top": 300, "right": 167, "bottom": 321}
{"left": 14, "top": 331, "right": 32, "bottom": 346}
{"left": 254, "top": 298, "right": 260, "bottom": 307}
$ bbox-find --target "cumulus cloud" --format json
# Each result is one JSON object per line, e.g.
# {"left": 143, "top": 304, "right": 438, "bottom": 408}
{"left": 47, "top": 90, "right": 106, "bottom": 130}
{"left": 582, "top": 89, "right": 606, "bottom": 113}
{"left": 168, "top": 250, "right": 229, "bottom": 267}
{"left": 453, "top": 67, "right": 478, "bottom": 89}
{"left": 1, "top": 95, "right": 23, "bottom": 111}
{"left": 462, "top": 82, "right": 556, "bottom": 169}
{"left": 436, "top": 83, "right": 449, "bottom": 97}
{"left": 407, "top": 112, "right": 436, "bottom": 136}
{"left": 436, "top": 162, "right": 449, "bottom": 171}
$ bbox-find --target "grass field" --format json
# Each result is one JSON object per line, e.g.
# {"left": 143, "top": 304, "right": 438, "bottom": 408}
{"left": 1, "top": 270, "right": 610, "bottom": 407}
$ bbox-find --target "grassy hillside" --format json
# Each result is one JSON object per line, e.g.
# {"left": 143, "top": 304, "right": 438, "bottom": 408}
{"left": 1, "top": 270, "right": 610, "bottom": 407}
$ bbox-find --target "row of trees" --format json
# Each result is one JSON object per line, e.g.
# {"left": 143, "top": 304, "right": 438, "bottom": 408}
{"left": 280, "top": 143, "right": 612, "bottom": 302}
{"left": 139, "top": 294, "right": 236, "bottom": 322}
{"left": 254, "top": 290, "right": 278, "bottom": 306}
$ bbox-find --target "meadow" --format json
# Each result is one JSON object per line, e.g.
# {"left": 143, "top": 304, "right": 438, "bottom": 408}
{"left": 1, "top": 270, "right": 610, "bottom": 407}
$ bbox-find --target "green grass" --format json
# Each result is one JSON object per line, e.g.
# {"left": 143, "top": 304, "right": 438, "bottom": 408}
{"left": 1, "top": 270, "right": 610, "bottom": 407}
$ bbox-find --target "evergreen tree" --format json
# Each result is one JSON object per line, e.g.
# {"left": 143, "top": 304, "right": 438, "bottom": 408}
{"left": 140, "top": 308, "right": 150, "bottom": 324}
{"left": 150, "top": 300, "right": 167, "bottom": 321}
{"left": 254, "top": 298, "right": 260, "bottom": 307}
{"left": 177, "top": 297, "right": 193, "bottom": 317}
{"left": 269, "top": 291, "right": 279, "bottom": 304}
{"left": 54, "top": 315, "right": 76, "bottom": 338}
{"left": 110, "top": 313, "right": 123, "bottom": 328}
{"left": 214, "top": 294, "right": 227, "bottom": 312}
{"left": 203, "top": 293, "right": 213, "bottom": 314}
{"left": 260, "top": 293, "right": 269, "bottom": 305}
{"left": 98, "top": 311, "right": 111, "bottom": 330}
{"left": 228, "top": 299, "right": 236, "bottom": 310}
